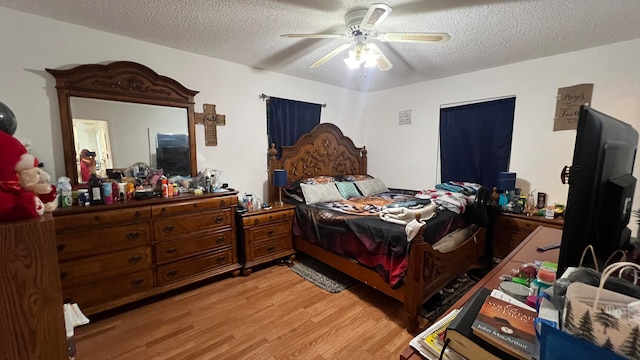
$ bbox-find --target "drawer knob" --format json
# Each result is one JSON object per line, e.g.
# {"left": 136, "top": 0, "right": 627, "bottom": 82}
{"left": 269, "top": 215, "right": 272, "bottom": 221}
{"left": 214, "top": 215, "right": 225, "bottom": 224}
{"left": 166, "top": 270, "right": 178, "bottom": 278}
{"left": 266, "top": 230, "right": 274, "bottom": 236}
{"left": 128, "top": 255, "right": 143, "bottom": 264}
{"left": 267, "top": 246, "right": 275, "bottom": 253}
{"left": 130, "top": 278, "right": 145, "bottom": 288}
{"left": 160, "top": 208, "right": 167, "bottom": 213}
{"left": 220, "top": 200, "right": 226, "bottom": 206}
{"left": 254, "top": 219, "right": 259, "bottom": 225}
{"left": 215, "top": 236, "right": 226, "bottom": 244}
{"left": 163, "top": 225, "right": 175, "bottom": 233}
{"left": 125, "top": 231, "right": 141, "bottom": 240}
{"left": 193, "top": 203, "right": 198, "bottom": 208}
{"left": 134, "top": 211, "right": 141, "bottom": 218}
{"left": 164, "top": 247, "right": 177, "bottom": 254}
{"left": 60, "top": 271, "right": 68, "bottom": 280}
{"left": 216, "top": 256, "right": 226, "bottom": 264}
{"left": 94, "top": 215, "right": 101, "bottom": 221}
{"left": 56, "top": 244, "right": 66, "bottom": 253}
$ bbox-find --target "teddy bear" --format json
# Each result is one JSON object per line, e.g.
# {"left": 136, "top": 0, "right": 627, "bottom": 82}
{"left": 0, "top": 129, "right": 57, "bottom": 222}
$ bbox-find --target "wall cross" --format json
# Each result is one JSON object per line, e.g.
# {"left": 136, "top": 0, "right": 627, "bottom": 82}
{"left": 195, "top": 104, "right": 226, "bottom": 146}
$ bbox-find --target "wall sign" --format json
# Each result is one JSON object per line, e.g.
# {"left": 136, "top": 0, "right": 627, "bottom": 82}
{"left": 195, "top": 104, "right": 226, "bottom": 146}
{"left": 553, "top": 83, "right": 594, "bottom": 131}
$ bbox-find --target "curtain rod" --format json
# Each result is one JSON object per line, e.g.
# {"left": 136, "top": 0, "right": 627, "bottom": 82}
{"left": 259, "top": 93, "right": 326, "bottom": 108}
{"left": 440, "top": 94, "right": 516, "bottom": 109}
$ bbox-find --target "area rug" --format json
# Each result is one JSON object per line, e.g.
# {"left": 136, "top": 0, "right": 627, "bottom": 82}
{"left": 421, "top": 274, "right": 477, "bottom": 323}
{"left": 291, "top": 257, "right": 357, "bottom": 293}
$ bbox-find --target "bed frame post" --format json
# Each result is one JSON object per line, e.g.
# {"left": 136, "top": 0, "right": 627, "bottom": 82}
{"left": 268, "top": 143, "right": 278, "bottom": 203}
{"left": 360, "top": 146, "right": 367, "bottom": 175}
{"left": 404, "top": 218, "right": 427, "bottom": 333}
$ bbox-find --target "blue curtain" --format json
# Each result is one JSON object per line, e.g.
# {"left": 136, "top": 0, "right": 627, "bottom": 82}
{"left": 267, "top": 97, "right": 321, "bottom": 158}
{"left": 439, "top": 97, "right": 516, "bottom": 188}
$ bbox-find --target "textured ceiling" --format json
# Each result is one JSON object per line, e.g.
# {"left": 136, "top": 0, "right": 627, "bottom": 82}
{"left": 2, "top": 0, "right": 640, "bottom": 92}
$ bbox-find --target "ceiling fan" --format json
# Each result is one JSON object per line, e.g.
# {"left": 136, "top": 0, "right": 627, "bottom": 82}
{"left": 281, "top": 3, "right": 450, "bottom": 71}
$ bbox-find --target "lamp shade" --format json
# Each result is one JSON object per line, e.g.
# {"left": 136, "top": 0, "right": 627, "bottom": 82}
{"left": 273, "top": 169, "right": 288, "bottom": 187}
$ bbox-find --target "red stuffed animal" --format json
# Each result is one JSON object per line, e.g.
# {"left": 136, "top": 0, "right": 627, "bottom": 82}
{"left": 0, "top": 130, "right": 57, "bottom": 222}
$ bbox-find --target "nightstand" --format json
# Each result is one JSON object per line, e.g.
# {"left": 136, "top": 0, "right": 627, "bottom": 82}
{"left": 237, "top": 203, "right": 296, "bottom": 275}
{"left": 494, "top": 212, "right": 564, "bottom": 258}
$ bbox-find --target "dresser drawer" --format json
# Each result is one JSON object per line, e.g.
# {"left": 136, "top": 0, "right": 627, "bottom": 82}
{"left": 59, "top": 246, "right": 152, "bottom": 286}
{"left": 153, "top": 208, "right": 232, "bottom": 241}
{"left": 249, "top": 236, "right": 293, "bottom": 261}
{"left": 151, "top": 195, "right": 237, "bottom": 217}
{"left": 156, "top": 249, "right": 234, "bottom": 286}
{"left": 154, "top": 229, "right": 233, "bottom": 264}
{"left": 55, "top": 207, "right": 151, "bottom": 230}
{"left": 56, "top": 222, "right": 151, "bottom": 260}
{"left": 61, "top": 269, "right": 154, "bottom": 311}
{"left": 242, "top": 209, "right": 294, "bottom": 227}
{"left": 247, "top": 221, "right": 291, "bottom": 243}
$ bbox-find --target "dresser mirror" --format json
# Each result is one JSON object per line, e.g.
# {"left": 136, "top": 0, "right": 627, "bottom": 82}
{"left": 46, "top": 61, "right": 199, "bottom": 186}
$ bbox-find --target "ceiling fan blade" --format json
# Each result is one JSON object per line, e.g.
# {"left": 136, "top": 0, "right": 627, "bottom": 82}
{"left": 360, "top": 3, "right": 392, "bottom": 32}
{"left": 376, "top": 32, "right": 451, "bottom": 43}
{"left": 366, "top": 43, "right": 393, "bottom": 71}
{"left": 281, "top": 34, "right": 344, "bottom": 39}
{"left": 310, "top": 43, "right": 352, "bottom": 68}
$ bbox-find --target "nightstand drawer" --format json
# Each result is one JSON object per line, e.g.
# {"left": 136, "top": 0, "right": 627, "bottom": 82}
{"left": 248, "top": 222, "right": 291, "bottom": 243}
{"left": 56, "top": 222, "right": 151, "bottom": 260}
{"left": 156, "top": 249, "right": 234, "bottom": 286}
{"left": 59, "top": 246, "right": 152, "bottom": 286}
{"left": 496, "top": 216, "right": 539, "bottom": 234}
{"left": 242, "top": 209, "right": 294, "bottom": 227}
{"left": 249, "top": 236, "right": 293, "bottom": 260}
{"left": 153, "top": 209, "right": 232, "bottom": 241}
{"left": 154, "top": 229, "right": 232, "bottom": 264}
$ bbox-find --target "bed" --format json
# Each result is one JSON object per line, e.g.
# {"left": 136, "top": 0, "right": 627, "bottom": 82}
{"left": 267, "top": 123, "right": 488, "bottom": 332}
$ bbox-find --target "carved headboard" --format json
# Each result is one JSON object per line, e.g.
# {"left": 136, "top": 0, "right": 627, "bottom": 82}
{"left": 267, "top": 123, "right": 367, "bottom": 203}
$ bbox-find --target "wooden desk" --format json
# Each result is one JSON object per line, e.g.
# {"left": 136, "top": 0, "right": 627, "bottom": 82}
{"left": 399, "top": 226, "right": 562, "bottom": 360}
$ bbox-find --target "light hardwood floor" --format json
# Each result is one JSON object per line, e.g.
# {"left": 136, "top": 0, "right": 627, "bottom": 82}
{"left": 74, "top": 261, "right": 416, "bottom": 360}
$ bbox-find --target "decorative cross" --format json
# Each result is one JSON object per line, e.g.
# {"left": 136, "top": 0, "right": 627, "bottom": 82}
{"left": 195, "top": 104, "right": 226, "bottom": 146}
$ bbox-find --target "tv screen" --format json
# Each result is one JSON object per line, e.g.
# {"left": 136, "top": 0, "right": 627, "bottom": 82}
{"left": 558, "top": 105, "right": 638, "bottom": 275}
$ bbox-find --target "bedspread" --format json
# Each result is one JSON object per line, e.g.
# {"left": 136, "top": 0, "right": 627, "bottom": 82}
{"left": 292, "top": 194, "right": 469, "bottom": 287}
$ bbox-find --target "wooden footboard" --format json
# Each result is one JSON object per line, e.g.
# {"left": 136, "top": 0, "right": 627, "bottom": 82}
{"left": 294, "top": 225, "right": 486, "bottom": 333}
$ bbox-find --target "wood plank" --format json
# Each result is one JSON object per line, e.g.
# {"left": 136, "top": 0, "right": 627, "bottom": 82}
{"left": 74, "top": 261, "right": 415, "bottom": 359}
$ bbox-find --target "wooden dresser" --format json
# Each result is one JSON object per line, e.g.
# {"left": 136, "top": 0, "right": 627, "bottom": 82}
{"left": 237, "top": 203, "right": 296, "bottom": 275}
{"left": 53, "top": 192, "right": 240, "bottom": 315}
{"left": 0, "top": 214, "right": 68, "bottom": 360}
{"left": 494, "top": 212, "right": 564, "bottom": 258}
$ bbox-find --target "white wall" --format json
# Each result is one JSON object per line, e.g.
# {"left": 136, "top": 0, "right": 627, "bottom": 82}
{"left": 364, "top": 39, "right": 640, "bottom": 212}
{"left": 0, "top": 7, "right": 366, "bottom": 200}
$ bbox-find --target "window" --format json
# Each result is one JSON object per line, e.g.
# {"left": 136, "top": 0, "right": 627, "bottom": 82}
{"left": 439, "top": 97, "right": 516, "bottom": 188}
{"left": 266, "top": 97, "right": 321, "bottom": 158}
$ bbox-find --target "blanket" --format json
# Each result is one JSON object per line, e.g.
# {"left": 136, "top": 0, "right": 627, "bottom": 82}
{"left": 379, "top": 202, "right": 437, "bottom": 225}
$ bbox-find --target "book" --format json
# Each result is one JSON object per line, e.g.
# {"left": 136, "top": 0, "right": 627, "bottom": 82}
{"left": 471, "top": 291, "right": 537, "bottom": 360}
{"left": 409, "top": 308, "right": 463, "bottom": 360}
{"left": 445, "top": 287, "right": 527, "bottom": 360}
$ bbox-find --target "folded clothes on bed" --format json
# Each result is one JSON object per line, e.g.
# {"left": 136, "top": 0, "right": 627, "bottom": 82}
{"left": 379, "top": 202, "right": 437, "bottom": 225}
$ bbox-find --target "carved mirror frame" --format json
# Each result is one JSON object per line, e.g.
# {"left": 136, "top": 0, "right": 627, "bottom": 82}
{"left": 46, "top": 61, "right": 199, "bottom": 186}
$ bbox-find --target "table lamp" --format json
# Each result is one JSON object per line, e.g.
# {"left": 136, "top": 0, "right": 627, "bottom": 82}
{"left": 273, "top": 169, "right": 287, "bottom": 207}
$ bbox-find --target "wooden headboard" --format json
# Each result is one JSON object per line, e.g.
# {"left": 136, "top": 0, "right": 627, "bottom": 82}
{"left": 267, "top": 123, "right": 367, "bottom": 203}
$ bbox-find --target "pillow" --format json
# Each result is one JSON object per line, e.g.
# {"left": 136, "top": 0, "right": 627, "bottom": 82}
{"left": 300, "top": 182, "right": 343, "bottom": 205}
{"left": 301, "top": 176, "right": 336, "bottom": 185}
{"left": 342, "top": 174, "right": 374, "bottom": 182}
{"left": 335, "top": 181, "right": 361, "bottom": 199}
{"left": 355, "top": 178, "right": 389, "bottom": 196}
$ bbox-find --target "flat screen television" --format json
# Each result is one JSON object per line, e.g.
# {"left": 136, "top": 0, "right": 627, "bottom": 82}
{"left": 558, "top": 105, "right": 638, "bottom": 275}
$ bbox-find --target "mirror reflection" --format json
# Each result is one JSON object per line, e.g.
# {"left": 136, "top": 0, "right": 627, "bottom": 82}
{"left": 70, "top": 97, "right": 190, "bottom": 183}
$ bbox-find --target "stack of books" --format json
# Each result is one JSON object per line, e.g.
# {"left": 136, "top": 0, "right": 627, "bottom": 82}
{"left": 409, "top": 309, "right": 465, "bottom": 360}
{"left": 444, "top": 287, "right": 538, "bottom": 360}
